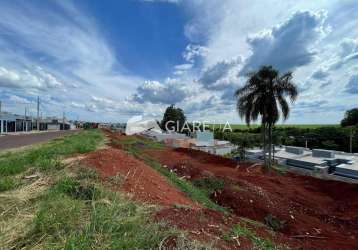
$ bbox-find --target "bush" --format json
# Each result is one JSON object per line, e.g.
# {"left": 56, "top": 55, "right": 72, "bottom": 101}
{"left": 193, "top": 177, "right": 225, "bottom": 195}
{"left": 54, "top": 177, "right": 97, "bottom": 200}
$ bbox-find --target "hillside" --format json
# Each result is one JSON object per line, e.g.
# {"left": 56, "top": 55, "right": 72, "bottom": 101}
{"left": 1, "top": 129, "right": 357, "bottom": 249}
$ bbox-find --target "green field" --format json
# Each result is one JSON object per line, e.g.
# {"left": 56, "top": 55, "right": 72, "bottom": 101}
{"left": 209, "top": 124, "right": 339, "bottom": 130}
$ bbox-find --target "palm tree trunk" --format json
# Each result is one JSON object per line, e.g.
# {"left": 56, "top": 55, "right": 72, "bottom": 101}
{"left": 262, "top": 123, "right": 267, "bottom": 167}
{"left": 268, "top": 123, "right": 272, "bottom": 168}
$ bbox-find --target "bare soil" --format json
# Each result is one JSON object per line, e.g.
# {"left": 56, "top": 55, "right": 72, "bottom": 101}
{"left": 144, "top": 147, "right": 358, "bottom": 250}
{"left": 82, "top": 147, "right": 200, "bottom": 208}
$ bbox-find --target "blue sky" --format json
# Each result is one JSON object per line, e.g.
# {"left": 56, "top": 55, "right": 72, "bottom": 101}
{"left": 0, "top": 0, "right": 357, "bottom": 123}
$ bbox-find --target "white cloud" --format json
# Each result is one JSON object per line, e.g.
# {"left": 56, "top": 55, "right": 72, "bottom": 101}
{"left": 173, "top": 63, "right": 193, "bottom": 75}
{"left": 0, "top": 66, "right": 63, "bottom": 90}
{"left": 0, "top": 0, "right": 144, "bottom": 121}
{"left": 182, "top": 44, "right": 209, "bottom": 63}
{"left": 133, "top": 78, "right": 189, "bottom": 104}
{"left": 241, "top": 11, "right": 329, "bottom": 74}
{"left": 199, "top": 57, "right": 241, "bottom": 90}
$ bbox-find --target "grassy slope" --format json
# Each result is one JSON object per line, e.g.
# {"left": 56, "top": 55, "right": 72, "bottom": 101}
{"left": 0, "top": 130, "right": 208, "bottom": 249}
{"left": 112, "top": 136, "right": 226, "bottom": 212}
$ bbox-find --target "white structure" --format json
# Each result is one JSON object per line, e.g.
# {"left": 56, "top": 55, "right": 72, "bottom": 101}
{"left": 195, "top": 131, "right": 215, "bottom": 146}
{"left": 248, "top": 146, "right": 358, "bottom": 181}
{"left": 192, "top": 131, "right": 236, "bottom": 156}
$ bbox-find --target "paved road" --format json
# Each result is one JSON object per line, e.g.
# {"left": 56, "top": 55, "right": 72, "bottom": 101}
{"left": 0, "top": 130, "right": 79, "bottom": 151}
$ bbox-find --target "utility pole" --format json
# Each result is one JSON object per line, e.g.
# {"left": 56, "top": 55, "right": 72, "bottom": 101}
{"left": 37, "top": 96, "right": 40, "bottom": 130}
{"left": 0, "top": 101, "right": 2, "bottom": 134}
{"left": 62, "top": 111, "right": 65, "bottom": 130}
{"left": 24, "top": 107, "right": 27, "bottom": 132}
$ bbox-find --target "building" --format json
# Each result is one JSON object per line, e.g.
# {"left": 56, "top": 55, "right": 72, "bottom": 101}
{"left": 247, "top": 146, "right": 358, "bottom": 181}
{"left": 1, "top": 112, "right": 72, "bottom": 134}
{"left": 140, "top": 129, "right": 236, "bottom": 156}
{"left": 191, "top": 131, "right": 236, "bottom": 156}
{"left": 0, "top": 112, "right": 33, "bottom": 133}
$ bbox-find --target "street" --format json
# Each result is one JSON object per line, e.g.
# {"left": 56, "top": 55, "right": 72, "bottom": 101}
{"left": 0, "top": 130, "right": 78, "bottom": 151}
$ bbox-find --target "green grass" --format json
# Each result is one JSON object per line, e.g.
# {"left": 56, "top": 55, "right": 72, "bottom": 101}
{"left": 113, "top": 135, "right": 165, "bottom": 149}
{"left": 0, "top": 176, "right": 18, "bottom": 191}
{"left": 0, "top": 130, "right": 103, "bottom": 178}
{"left": 14, "top": 174, "right": 208, "bottom": 250}
{"left": 114, "top": 137, "right": 226, "bottom": 212}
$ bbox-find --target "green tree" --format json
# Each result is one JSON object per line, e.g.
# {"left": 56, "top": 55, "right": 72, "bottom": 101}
{"left": 232, "top": 133, "right": 254, "bottom": 161}
{"left": 235, "top": 65, "right": 298, "bottom": 168}
{"left": 161, "top": 105, "right": 186, "bottom": 132}
{"left": 341, "top": 108, "right": 358, "bottom": 127}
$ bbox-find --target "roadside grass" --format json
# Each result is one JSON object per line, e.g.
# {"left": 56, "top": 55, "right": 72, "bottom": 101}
{"left": 113, "top": 137, "right": 226, "bottom": 213}
{"left": 112, "top": 135, "right": 165, "bottom": 149}
{"left": 1, "top": 131, "right": 212, "bottom": 249}
{"left": 0, "top": 130, "right": 103, "bottom": 179}
{"left": 0, "top": 176, "right": 18, "bottom": 192}
{"left": 8, "top": 172, "right": 210, "bottom": 250}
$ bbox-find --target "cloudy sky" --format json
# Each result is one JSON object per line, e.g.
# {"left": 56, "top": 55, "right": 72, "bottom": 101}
{"left": 0, "top": 0, "right": 357, "bottom": 123}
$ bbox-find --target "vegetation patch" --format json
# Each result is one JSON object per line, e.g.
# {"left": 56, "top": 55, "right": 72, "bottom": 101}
{"left": 224, "top": 223, "right": 276, "bottom": 250}
{"left": 53, "top": 176, "right": 98, "bottom": 200}
{"left": 264, "top": 214, "right": 286, "bottom": 232}
{"left": 0, "top": 176, "right": 18, "bottom": 192}
{"left": 193, "top": 177, "right": 225, "bottom": 195}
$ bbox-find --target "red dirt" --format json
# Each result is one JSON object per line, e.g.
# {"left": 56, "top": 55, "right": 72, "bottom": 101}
{"left": 154, "top": 207, "right": 300, "bottom": 250}
{"left": 144, "top": 147, "right": 358, "bottom": 250}
{"left": 155, "top": 207, "right": 246, "bottom": 249}
{"left": 81, "top": 147, "right": 200, "bottom": 208}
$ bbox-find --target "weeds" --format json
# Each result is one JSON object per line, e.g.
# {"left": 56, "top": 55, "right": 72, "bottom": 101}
{"left": 34, "top": 193, "right": 86, "bottom": 239}
{"left": 193, "top": 177, "right": 225, "bottom": 195}
{"left": 0, "top": 176, "right": 18, "bottom": 191}
{"left": 224, "top": 223, "right": 276, "bottom": 250}
{"left": 18, "top": 173, "right": 207, "bottom": 250}
{"left": 264, "top": 214, "right": 286, "bottom": 232}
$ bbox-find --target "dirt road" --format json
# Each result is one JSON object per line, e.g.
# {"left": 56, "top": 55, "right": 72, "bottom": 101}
{"left": 0, "top": 130, "right": 78, "bottom": 151}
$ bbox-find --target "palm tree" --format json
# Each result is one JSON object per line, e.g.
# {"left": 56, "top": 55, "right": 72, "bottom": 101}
{"left": 235, "top": 65, "right": 298, "bottom": 168}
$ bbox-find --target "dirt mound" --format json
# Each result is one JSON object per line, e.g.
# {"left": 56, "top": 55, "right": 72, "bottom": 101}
{"left": 82, "top": 148, "right": 200, "bottom": 208}
{"left": 155, "top": 207, "right": 244, "bottom": 249}
{"left": 144, "top": 146, "right": 358, "bottom": 249}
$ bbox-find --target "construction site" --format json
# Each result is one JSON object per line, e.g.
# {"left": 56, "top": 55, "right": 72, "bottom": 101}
{"left": 79, "top": 129, "right": 358, "bottom": 249}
